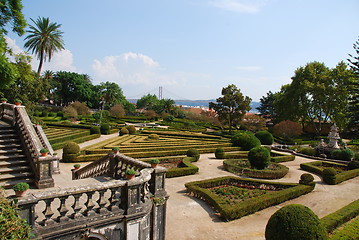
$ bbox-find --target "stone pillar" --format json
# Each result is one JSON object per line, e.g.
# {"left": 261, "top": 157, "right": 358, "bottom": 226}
{"left": 36, "top": 156, "right": 55, "bottom": 189}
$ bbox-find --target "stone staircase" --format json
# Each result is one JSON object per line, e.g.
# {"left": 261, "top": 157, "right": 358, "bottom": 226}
{"left": 0, "top": 123, "right": 34, "bottom": 189}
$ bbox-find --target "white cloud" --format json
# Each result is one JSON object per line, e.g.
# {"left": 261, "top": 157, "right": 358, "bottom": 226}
{"left": 236, "top": 66, "right": 262, "bottom": 71}
{"left": 4, "top": 36, "right": 76, "bottom": 73}
{"left": 209, "top": 0, "right": 267, "bottom": 13}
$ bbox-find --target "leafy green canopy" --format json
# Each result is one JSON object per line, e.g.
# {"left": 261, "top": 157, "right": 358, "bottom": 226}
{"left": 347, "top": 38, "right": 359, "bottom": 131}
{"left": 209, "top": 84, "right": 251, "bottom": 132}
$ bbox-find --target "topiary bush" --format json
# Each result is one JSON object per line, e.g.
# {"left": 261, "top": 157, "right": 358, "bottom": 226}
{"left": 255, "top": 131, "right": 274, "bottom": 145}
{"left": 248, "top": 146, "right": 270, "bottom": 170}
{"left": 265, "top": 204, "right": 328, "bottom": 240}
{"left": 62, "top": 142, "right": 80, "bottom": 162}
{"left": 100, "top": 123, "right": 110, "bottom": 135}
{"left": 231, "top": 132, "right": 261, "bottom": 151}
{"left": 331, "top": 149, "right": 354, "bottom": 161}
{"left": 147, "top": 134, "right": 160, "bottom": 140}
{"left": 187, "top": 148, "right": 200, "bottom": 161}
{"left": 299, "top": 173, "right": 315, "bottom": 186}
{"left": 323, "top": 167, "right": 337, "bottom": 185}
{"left": 298, "top": 147, "right": 316, "bottom": 156}
{"left": 119, "top": 127, "right": 129, "bottom": 136}
{"left": 215, "top": 147, "right": 226, "bottom": 159}
{"left": 126, "top": 125, "right": 137, "bottom": 134}
{"left": 90, "top": 126, "right": 101, "bottom": 135}
{"left": 347, "top": 160, "right": 359, "bottom": 170}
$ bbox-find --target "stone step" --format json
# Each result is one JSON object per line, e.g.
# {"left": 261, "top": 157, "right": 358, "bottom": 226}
{"left": 0, "top": 154, "right": 27, "bottom": 161}
{"left": 0, "top": 159, "right": 28, "bottom": 167}
{"left": 0, "top": 178, "right": 34, "bottom": 189}
{"left": 0, "top": 143, "right": 22, "bottom": 150}
{"left": 0, "top": 149, "right": 24, "bottom": 155}
{"left": 0, "top": 134, "right": 18, "bottom": 140}
{"left": 0, "top": 172, "right": 34, "bottom": 181}
{"left": 0, "top": 165, "right": 31, "bottom": 174}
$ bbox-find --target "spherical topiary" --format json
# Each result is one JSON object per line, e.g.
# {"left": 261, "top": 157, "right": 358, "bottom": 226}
{"left": 62, "top": 142, "right": 80, "bottom": 162}
{"left": 231, "top": 132, "right": 261, "bottom": 151}
{"left": 331, "top": 149, "right": 354, "bottom": 161}
{"left": 265, "top": 204, "right": 328, "bottom": 240}
{"left": 126, "top": 125, "right": 137, "bottom": 134}
{"left": 248, "top": 146, "right": 271, "bottom": 170}
{"left": 100, "top": 123, "right": 110, "bottom": 135}
{"left": 187, "top": 148, "right": 200, "bottom": 161}
{"left": 347, "top": 160, "right": 359, "bottom": 170}
{"left": 119, "top": 127, "right": 129, "bottom": 136}
{"left": 215, "top": 147, "right": 226, "bottom": 159}
{"left": 255, "top": 131, "right": 274, "bottom": 145}
{"left": 90, "top": 126, "right": 101, "bottom": 135}
{"left": 299, "top": 173, "right": 315, "bottom": 186}
{"left": 323, "top": 167, "right": 337, "bottom": 185}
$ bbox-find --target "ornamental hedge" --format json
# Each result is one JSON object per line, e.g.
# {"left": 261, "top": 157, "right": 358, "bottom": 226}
{"left": 300, "top": 161, "right": 359, "bottom": 185}
{"left": 166, "top": 156, "right": 199, "bottom": 178}
{"left": 255, "top": 130, "right": 274, "bottom": 145}
{"left": 185, "top": 176, "right": 314, "bottom": 221}
{"left": 223, "top": 159, "right": 289, "bottom": 179}
{"left": 231, "top": 132, "right": 261, "bottom": 150}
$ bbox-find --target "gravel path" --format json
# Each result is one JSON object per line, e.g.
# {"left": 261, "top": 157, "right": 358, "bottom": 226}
{"left": 165, "top": 153, "right": 359, "bottom": 240}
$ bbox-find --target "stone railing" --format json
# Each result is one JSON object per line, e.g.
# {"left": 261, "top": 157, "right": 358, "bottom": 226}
{"left": 0, "top": 103, "right": 57, "bottom": 188}
{"left": 17, "top": 168, "right": 155, "bottom": 239}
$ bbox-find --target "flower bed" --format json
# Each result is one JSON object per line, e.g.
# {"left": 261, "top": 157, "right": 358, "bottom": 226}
{"left": 300, "top": 161, "right": 359, "bottom": 184}
{"left": 223, "top": 159, "right": 289, "bottom": 179}
{"left": 185, "top": 176, "right": 314, "bottom": 221}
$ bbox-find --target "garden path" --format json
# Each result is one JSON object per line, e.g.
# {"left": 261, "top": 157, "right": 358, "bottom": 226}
{"left": 165, "top": 153, "right": 359, "bottom": 240}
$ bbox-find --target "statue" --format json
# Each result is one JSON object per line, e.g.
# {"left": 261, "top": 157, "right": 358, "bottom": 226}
{"left": 327, "top": 123, "right": 340, "bottom": 149}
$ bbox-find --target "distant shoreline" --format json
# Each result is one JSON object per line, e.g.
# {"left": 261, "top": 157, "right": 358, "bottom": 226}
{"left": 127, "top": 99, "right": 260, "bottom": 113}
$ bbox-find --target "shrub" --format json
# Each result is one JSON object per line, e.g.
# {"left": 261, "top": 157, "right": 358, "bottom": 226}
{"left": 126, "top": 169, "right": 136, "bottom": 175}
{"left": 70, "top": 101, "right": 90, "bottom": 116}
{"left": 12, "top": 182, "right": 29, "bottom": 192}
{"left": 63, "top": 105, "right": 78, "bottom": 118}
{"left": 110, "top": 103, "right": 125, "bottom": 118}
{"left": 255, "top": 131, "right": 274, "bottom": 145}
{"left": 265, "top": 204, "right": 328, "bottom": 240}
{"left": 0, "top": 193, "right": 32, "bottom": 239}
{"left": 100, "top": 123, "right": 110, "bottom": 135}
{"left": 62, "top": 142, "right": 80, "bottom": 162}
{"left": 149, "top": 159, "right": 160, "bottom": 164}
{"left": 248, "top": 146, "right": 270, "bottom": 170}
{"left": 215, "top": 147, "right": 226, "bottom": 159}
{"left": 90, "top": 126, "right": 101, "bottom": 134}
{"left": 48, "top": 112, "right": 57, "bottom": 117}
{"left": 231, "top": 132, "right": 261, "bottom": 150}
{"left": 148, "top": 134, "right": 159, "bottom": 140}
{"left": 331, "top": 149, "right": 354, "bottom": 161}
{"left": 41, "top": 110, "right": 49, "bottom": 117}
{"left": 165, "top": 115, "right": 175, "bottom": 122}
{"left": 126, "top": 125, "right": 137, "bottom": 134}
{"left": 299, "top": 173, "right": 315, "bottom": 186}
{"left": 187, "top": 148, "right": 200, "bottom": 161}
{"left": 299, "top": 147, "right": 316, "bottom": 156}
{"left": 323, "top": 167, "right": 337, "bottom": 185}
{"left": 347, "top": 160, "right": 359, "bottom": 170}
{"left": 273, "top": 120, "right": 303, "bottom": 139}
{"left": 119, "top": 127, "right": 129, "bottom": 135}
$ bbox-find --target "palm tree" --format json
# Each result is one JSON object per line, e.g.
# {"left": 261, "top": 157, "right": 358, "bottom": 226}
{"left": 24, "top": 17, "right": 65, "bottom": 74}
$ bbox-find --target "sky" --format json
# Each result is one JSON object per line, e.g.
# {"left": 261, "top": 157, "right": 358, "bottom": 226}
{"left": 6, "top": 0, "right": 359, "bottom": 101}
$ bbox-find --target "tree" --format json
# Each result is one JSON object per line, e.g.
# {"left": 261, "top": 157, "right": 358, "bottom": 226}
{"left": 347, "top": 37, "right": 359, "bottom": 131}
{"left": 0, "top": 0, "right": 26, "bottom": 89}
{"left": 110, "top": 103, "right": 125, "bottom": 118}
{"left": 24, "top": 17, "right": 65, "bottom": 74}
{"left": 52, "top": 71, "right": 95, "bottom": 106}
{"left": 240, "top": 114, "right": 267, "bottom": 132}
{"left": 136, "top": 94, "right": 159, "bottom": 110}
{"left": 273, "top": 120, "right": 302, "bottom": 139}
{"left": 256, "top": 91, "right": 277, "bottom": 117}
{"left": 209, "top": 84, "right": 251, "bottom": 132}
{"left": 275, "top": 62, "right": 353, "bottom": 134}
{"left": 0, "top": 0, "right": 26, "bottom": 36}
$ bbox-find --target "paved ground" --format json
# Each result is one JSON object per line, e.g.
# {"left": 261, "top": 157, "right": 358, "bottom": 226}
{"left": 165, "top": 153, "right": 359, "bottom": 240}
{"left": 16, "top": 132, "right": 359, "bottom": 239}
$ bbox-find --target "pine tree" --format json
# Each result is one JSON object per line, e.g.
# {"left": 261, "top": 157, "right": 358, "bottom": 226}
{"left": 347, "top": 38, "right": 359, "bottom": 131}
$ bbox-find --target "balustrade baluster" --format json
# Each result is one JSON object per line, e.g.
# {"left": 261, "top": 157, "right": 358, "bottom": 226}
{"left": 42, "top": 198, "right": 55, "bottom": 226}
{"left": 56, "top": 196, "right": 69, "bottom": 223}
{"left": 96, "top": 189, "right": 109, "bottom": 214}
{"left": 107, "top": 187, "right": 121, "bottom": 212}
{"left": 84, "top": 191, "right": 96, "bottom": 217}
{"left": 71, "top": 193, "right": 83, "bottom": 219}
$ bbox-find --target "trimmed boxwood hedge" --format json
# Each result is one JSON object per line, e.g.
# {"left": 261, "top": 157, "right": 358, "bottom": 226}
{"left": 185, "top": 176, "right": 314, "bottom": 221}
{"left": 51, "top": 134, "right": 100, "bottom": 150}
{"left": 320, "top": 199, "right": 359, "bottom": 234}
{"left": 329, "top": 217, "right": 359, "bottom": 240}
{"left": 300, "top": 161, "right": 359, "bottom": 184}
{"left": 223, "top": 159, "right": 289, "bottom": 179}
{"left": 270, "top": 153, "right": 295, "bottom": 163}
{"left": 166, "top": 156, "right": 199, "bottom": 178}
